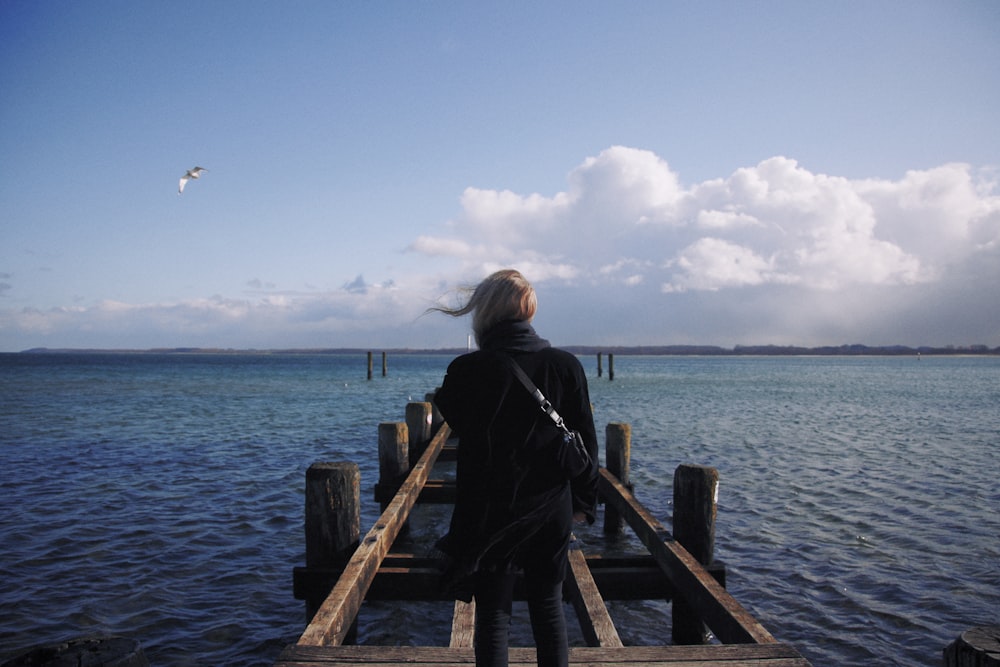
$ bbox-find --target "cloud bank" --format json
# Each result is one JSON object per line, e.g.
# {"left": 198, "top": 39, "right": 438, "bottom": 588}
{"left": 3, "top": 147, "right": 998, "bottom": 350}
{"left": 420, "top": 147, "right": 999, "bottom": 292}
{"left": 410, "top": 147, "right": 1000, "bottom": 347}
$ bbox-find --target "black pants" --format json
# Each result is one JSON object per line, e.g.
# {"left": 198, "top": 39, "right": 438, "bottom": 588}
{"left": 473, "top": 571, "right": 568, "bottom": 667}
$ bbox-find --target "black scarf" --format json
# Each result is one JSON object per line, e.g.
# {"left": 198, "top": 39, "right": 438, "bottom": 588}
{"left": 478, "top": 319, "right": 550, "bottom": 353}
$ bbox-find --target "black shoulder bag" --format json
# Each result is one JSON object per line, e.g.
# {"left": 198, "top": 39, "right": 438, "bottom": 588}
{"left": 500, "top": 355, "right": 593, "bottom": 479}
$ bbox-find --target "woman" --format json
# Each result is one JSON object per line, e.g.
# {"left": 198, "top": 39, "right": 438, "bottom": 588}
{"left": 432, "top": 269, "right": 599, "bottom": 667}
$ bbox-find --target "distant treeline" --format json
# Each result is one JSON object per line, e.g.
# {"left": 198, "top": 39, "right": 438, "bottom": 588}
{"left": 19, "top": 344, "right": 1000, "bottom": 356}
{"left": 561, "top": 344, "right": 999, "bottom": 356}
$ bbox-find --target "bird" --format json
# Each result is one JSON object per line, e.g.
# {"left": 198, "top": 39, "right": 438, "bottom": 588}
{"left": 178, "top": 166, "right": 207, "bottom": 194}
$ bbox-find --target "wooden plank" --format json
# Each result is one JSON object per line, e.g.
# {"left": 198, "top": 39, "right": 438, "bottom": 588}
{"left": 294, "top": 554, "right": 725, "bottom": 602}
{"left": 295, "top": 562, "right": 671, "bottom": 602}
{"left": 275, "top": 643, "right": 812, "bottom": 665}
{"left": 296, "top": 423, "right": 451, "bottom": 647}
{"left": 598, "top": 469, "right": 775, "bottom": 645}
{"left": 449, "top": 599, "right": 475, "bottom": 648}
{"left": 564, "top": 537, "right": 623, "bottom": 647}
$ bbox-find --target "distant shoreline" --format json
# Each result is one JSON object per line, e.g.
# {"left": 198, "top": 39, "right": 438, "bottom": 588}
{"left": 13, "top": 344, "right": 1000, "bottom": 356}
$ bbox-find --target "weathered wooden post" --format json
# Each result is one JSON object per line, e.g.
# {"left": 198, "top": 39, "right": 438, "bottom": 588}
{"left": 603, "top": 423, "right": 631, "bottom": 535}
{"left": 608, "top": 353, "right": 615, "bottom": 381}
{"left": 944, "top": 626, "right": 1000, "bottom": 666}
{"left": 406, "top": 401, "right": 433, "bottom": 468}
{"left": 304, "top": 461, "right": 361, "bottom": 639}
{"left": 382, "top": 351, "right": 387, "bottom": 377}
{"left": 378, "top": 422, "right": 408, "bottom": 512}
{"left": 671, "top": 464, "right": 719, "bottom": 644}
{"left": 597, "top": 352, "right": 603, "bottom": 377}
{"left": 367, "top": 351, "right": 373, "bottom": 380}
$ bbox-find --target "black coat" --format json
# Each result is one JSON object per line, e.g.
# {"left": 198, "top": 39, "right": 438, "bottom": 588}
{"left": 434, "top": 320, "right": 599, "bottom": 588}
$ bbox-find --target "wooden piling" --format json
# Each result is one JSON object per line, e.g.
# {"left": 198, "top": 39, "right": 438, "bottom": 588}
{"left": 597, "top": 353, "right": 603, "bottom": 377}
{"left": 367, "top": 352, "right": 373, "bottom": 380}
{"left": 604, "top": 423, "right": 631, "bottom": 535}
{"left": 378, "top": 423, "right": 408, "bottom": 512}
{"left": 382, "top": 352, "right": 387, "bottom": 377}
{"left": 304, "top": 462, "right": 361, "bottom": 632}
{"left": 406, "top": 402, "right": 433, "bottom": 468}
{"left": 609, "top": 353, "right": 615, "bottom": 381}
{"left": 944, "top": 626, "right": 1000, "bottom": 666}
{"left": 672, "top": 464, "right": 719, "bottom": 645}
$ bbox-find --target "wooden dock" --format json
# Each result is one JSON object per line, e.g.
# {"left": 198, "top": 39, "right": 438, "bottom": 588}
{"left": 278, "top": 399, "right": 812, "bottom": 667}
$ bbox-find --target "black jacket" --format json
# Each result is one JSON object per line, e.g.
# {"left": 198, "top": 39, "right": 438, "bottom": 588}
{"left": 434, "top": 320, "right": 599, "bottom": 585}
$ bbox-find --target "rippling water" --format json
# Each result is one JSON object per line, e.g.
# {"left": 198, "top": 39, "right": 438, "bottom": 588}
{"left": 1, "top": 353, "right": 997, "bottom": 666}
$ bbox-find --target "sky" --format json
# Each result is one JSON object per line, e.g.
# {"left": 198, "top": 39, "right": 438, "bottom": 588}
{"left": 2, "top": 1, "right": 999, "bottom": 352}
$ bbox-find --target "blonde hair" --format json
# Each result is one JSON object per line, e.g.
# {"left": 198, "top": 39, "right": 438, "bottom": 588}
{"left": 432, "top": 269, "right": 537, "bottom": 345}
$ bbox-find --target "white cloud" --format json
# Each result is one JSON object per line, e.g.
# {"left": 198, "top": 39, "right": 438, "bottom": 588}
{"left": 696, "top": 209, "right": 761, "bottom": 230}
{"left": 855, "top": 163, "right": 1000, "bottom": 261}
{"left": 407, "top": 236, "right": 473, "bottom": 258}
{"left": 413, "top": 149, "right": 998, "bottom": 297}
{"left": 599, "top": 258, "right": 653, "bottom": 287}
{"left": 569, "top": 146, "right": 684, "bottom": 225}
{"left": 663, "top": 238, "right": 788, "bottom": 292}
{"left": 458, "top": 188, "right": 571, "bottom": 240}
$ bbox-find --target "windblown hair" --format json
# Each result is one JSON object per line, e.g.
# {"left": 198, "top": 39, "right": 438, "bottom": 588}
{"left": 432, "top": 269, "right": 537, "bottom": 345}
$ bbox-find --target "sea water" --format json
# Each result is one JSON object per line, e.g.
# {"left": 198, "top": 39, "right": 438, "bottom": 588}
{"left": 1, "top": 352, "right": 997, "bottom": 666}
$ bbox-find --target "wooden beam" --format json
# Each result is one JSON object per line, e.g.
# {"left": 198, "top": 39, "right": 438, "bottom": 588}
{"left": 449, "top": 599, "right": 475, "bottom": 648}
{"left": 564, "top": 537, "right": 623, "bottom": 647}
{"left": 296, "top": 423, "right": 451, "bottom": 647}
{"left": 597, "top": 468, "right": 776, "bottom": 645}
{"left": 293, "top": 554, "right": 728, "bottom": 602}
{"left": 276, "top": 643, "right": 812, "bottom": 666}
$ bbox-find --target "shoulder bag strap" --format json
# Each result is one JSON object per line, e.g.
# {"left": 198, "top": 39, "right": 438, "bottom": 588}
{"left": 499, "top": 354, "right": 571, "bottom": 434}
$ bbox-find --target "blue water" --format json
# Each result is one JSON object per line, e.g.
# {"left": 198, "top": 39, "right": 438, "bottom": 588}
{"left": 1, "top": 353, "right": 997, "bottom": 666}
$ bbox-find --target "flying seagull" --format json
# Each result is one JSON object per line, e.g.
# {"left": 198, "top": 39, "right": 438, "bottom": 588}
{"left": 178, "top": 166, "right": 207, "bottom": 194}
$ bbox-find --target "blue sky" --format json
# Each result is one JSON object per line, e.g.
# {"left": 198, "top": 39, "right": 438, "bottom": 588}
{"left": 2, "top": 1, "right": 998, "bottom": 351}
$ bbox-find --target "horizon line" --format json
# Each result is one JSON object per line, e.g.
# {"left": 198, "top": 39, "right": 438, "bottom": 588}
{"left": 10, "top": 343, "right": 999, "bottom": 356}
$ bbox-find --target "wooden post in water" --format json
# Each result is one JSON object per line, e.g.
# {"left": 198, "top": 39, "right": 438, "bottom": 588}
{"left": 378, "top": 423, "right": 408, "bottom": 512}
{"left": 671, "top": 464, "right": 719, "bottom": 645}
{"left": 367, "top": 352, "right": 373, "bottom": 380}
{"left": 406, "top": 401, "right": 433, "bottom": 468}
{"left": 304, "top": 461, "right": 361, "bottom": 638}
{"left": 608, "top": 353, "right": 615, "bottom": 381}
{"left": 382, "top": 352, "right": 387, "bottom": 377}
{"left": 597, "top": 353, "right": 603, "bottom": 377}
{"left": 944, "top": 626, "right": 1000, "bottom": 666}
{"left": 604, "top": 423, "right": 631, "bottom": 535}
